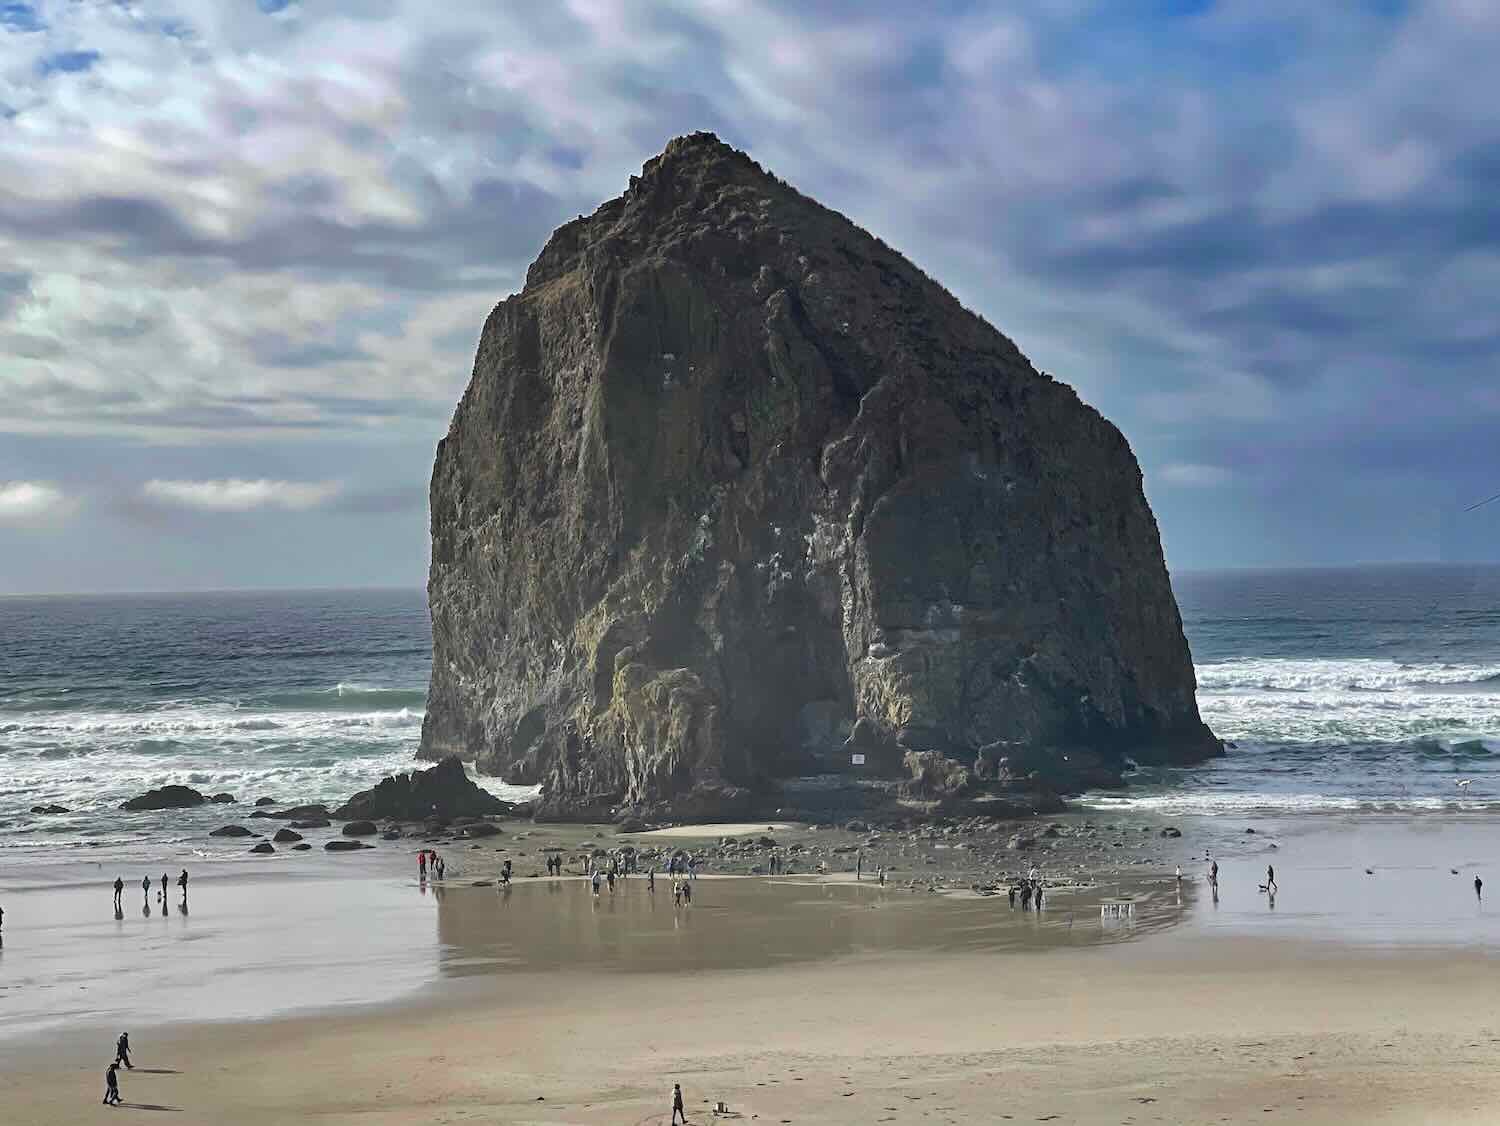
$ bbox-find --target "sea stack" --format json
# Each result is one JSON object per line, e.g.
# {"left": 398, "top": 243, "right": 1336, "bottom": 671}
{"left": 420, "top": 132, "right": 1219, "bottom": 819}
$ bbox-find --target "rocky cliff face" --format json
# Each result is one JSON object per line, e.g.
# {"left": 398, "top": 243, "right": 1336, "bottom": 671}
{"left": 420, "top": 132, "right": 1219, "bottom": 818}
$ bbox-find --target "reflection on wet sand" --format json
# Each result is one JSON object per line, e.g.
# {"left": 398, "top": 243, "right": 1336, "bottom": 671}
{"left": 434, "top": 876, "right": 1193, "bottom": 976}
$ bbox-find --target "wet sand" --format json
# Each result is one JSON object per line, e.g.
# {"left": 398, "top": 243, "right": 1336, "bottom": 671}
{"left": 5, "top": 814, "right": 1500, "bottom": 1122}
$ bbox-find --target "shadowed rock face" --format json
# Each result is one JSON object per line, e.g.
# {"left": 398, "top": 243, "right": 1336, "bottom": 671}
{"left": 420, "top": 132, "right": 1219, "bottom": 818}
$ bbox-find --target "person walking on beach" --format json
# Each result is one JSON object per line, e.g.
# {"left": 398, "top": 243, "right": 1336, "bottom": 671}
{"left": 1266, "top": 865, "right": 1277, "bottom": 894}
{"left": 103, "top": 1061, "right": 122, "bottom": 1106}
{"left": 112, "top": 877, "right": 124, "bottom": 910}
{"left": 648, "top": 866, "right": 656, "bottom": 891}
{"left": 683, "top": 880, "right": 692, "bottom": 905}
{"left": 1034, "top": 883, "right": 1044, "bottom": 910}
{"left": 878, "top": 865, "right": 887, "bottom": 886}
{"left": 115, "top": 1032, "right": 133, "bottom": 1069}
{"left": 1007, "top": 885, "right": 1017, "bottom": 908}
{"left": 856, "top": 851, "right": 863, "bottom": 881}
{"left": 419, "top": 851, "right": 427, "bottom": 878}
{"left": 673, "top": 880, "right": 683, "bottom": 907}
{"left": 606, "top": 869, "right": 616, "bottom": 894}
{"left": 142, "top": 875, "right": 151, "bottom": 900}
{"left": 592, "top": 871, "right": 603, "bottom": 897}
{"left": 671, "top": 1081, "right": 687, "bottom": 1124}
{"left": 1476, "top": 875, "right": 1484, "bottom": 900}
{"left": 160, "top": 873, "right": 168, "bottom": 901}
{"left": 177, "top": 869, "right": 189, "bottom": 899}
{"left": 1209, "top": 859, "right": 1219, "bottom": 886}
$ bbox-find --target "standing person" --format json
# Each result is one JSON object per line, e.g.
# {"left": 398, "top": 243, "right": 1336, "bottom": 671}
{"left": 682, "top": 880, "right": 692, "bottom": 905}
{"left": 592, "top": 871, "right": 603, "bottom": 897}
{"left": 141, "top": 875, "right": 151, "bottom": 900}
{"left": 673, "top": 880, "right": 683, "bottom": 907}
{"left": 671, "top": 1081, "right": 687, "bottom": 1124}
{"left": 1034, "top": 883, "right": 1044, "bottom": 910}
{"left": 177, "top": 869, "right": 189, "bottom": 899}
{"left": 419, "top": 851, "right": 427, "bottom": 878}
{"left": 1209, "top": 859, "right": 1219, "bottom": 886}
{"left": 115, "top": 1032, "right": 133, "bottom": 1069}
{"left": 160, "top": 873, "right": 168, "bottom": 901}
{"left": 1266, "top": 865, "right": 1277, "bottom": 894}
{"left": 102, "top": 1061, "right": 122, "bottom": 1106}
{"left": 436, "top": 856, "right": 445, "bottom": 880}
{"left": 856, "top": 851, "right": 863, "bottom": 881}
{"left": 606, "top": 870, "right": 616, "bottom": 894}
{"left": 1007, "top": 885, "right": 1017, "bottom": 908}
{"left": 648, "top": 867, "right": 656, "bottom": 891}
{"left": 878, "top": 865, "right": 887, "bottom": 886}
{"left": 688, "top": 855, "right": 698, "bottom": 882}
{"left": 112, "top": 877, "right": 124, "bottom": 910}
{"left": 1476, "top": 875, "right": 1484, "bottom": 900}
{"left": 1020, "top": 884, "right": 1032, "bottom": 910}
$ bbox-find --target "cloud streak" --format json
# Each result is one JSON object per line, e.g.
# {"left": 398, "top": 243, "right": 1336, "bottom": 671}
{"left": 142, "top": 478, "right": 342, "bottom": 512}
{"left": 0, "top": 480, "right": 65, "bottom": 522}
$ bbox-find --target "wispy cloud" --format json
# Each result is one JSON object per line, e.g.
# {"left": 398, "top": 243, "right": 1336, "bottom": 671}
{"left": 1158, "top": 463, "right": 1232, "bottom": 488}
{"left": 142, "top": 478, "right": 341, "bottom": 512}
{"left": 0, "top": 480, "right": 67, "bottom": 522}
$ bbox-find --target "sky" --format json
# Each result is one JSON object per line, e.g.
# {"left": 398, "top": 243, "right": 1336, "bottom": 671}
{"left": 2, "top": 0, "right": 1499, "bottom": 594}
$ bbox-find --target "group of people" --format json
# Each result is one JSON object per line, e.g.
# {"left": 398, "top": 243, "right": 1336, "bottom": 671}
{"left": 101, "top": 1033, "right": 132, "bottom": 1106}
{"left": 1008, "top": 867, "right": 1045, "bottom": 910}
{"left": 416, "top": 850, "right": 445, "bottom": 880}
{"left": 112, "top": 870, "right": 188, "bottom": 915}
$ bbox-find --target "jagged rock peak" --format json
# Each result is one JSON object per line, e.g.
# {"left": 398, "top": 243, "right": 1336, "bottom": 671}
{"left": 420, "top": 131, "right": 1220, "bottom": 820}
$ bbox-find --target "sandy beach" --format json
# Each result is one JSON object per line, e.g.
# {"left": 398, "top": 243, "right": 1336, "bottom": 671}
{"left": 4, "top": 813, "right": 1500, "bottom": 1124}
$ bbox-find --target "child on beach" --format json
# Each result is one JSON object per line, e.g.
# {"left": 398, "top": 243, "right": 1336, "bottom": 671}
{"left": 103, "top": 1062, "right": 121, "bottom": 1105}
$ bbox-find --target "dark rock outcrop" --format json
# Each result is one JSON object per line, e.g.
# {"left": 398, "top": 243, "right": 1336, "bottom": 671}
{"left": 209, "top": 825, "right": 255, "bottom": 838}
{"left": 209, "top": 793, "right": 237, "bottom": 804}
{"left": 334, "top": 755, "right": 508, "bottom": 822}
{"left": 249, "top": 841, "right": 275, "bottom": 854}
{"left": 325, "top": 840, "right": 367, "bottom": 851}
{"left": 341, "top": 820, "right": 378, "bottom": 837}
{"left": 30, "top": 803, "right": 70, "bottom": 814}
{"left": 272, "top": 828, "right": 304, "bottom": 843}
{"left": 420, "top": 132, "right": 1219, "bottom": 819}
{"left": 250, "top": 804, "right": 331, "bottom": 821}
{"left": 120, "top": 785, "right": 206, "bottom": 811}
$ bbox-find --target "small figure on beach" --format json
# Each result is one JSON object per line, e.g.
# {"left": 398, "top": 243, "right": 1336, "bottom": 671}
{"left": 160, "top": 873, "right": 168, "bottom": 901}
{"left": 178, "top": 869, "right": 189, "bottom": 899}
{"left": 112, "top": 877, "right": 124, "bottom": 910}
{"left": 1007, "top": 885, "right": 1016, "bottom": 908}
{"left": 115, "top": 1032, "right": 133, "bottom": 1069}
{"left": 878, "top": 865, "right": 887, "bottom": 886}
{"left": 142, "top": 875, "right": 151, "bottom": 899}
{"left": 682, "top": 881, "right": 692, "bottom": 905}
{"left": 1034, "top": 883, "right": 1044, "bottom": 910}
{"left": 502, "top": 859, "right": 513, "bottom": 885}
{"left": 1266, "top": 865, "right": 1277, "bottom": 894}
{"left": 1175, "top": 865, "right": 1182, "bottom": 884}
{"left": 673, "top": 880, "right": 683, "bottom": 907}
{"left": 1476, "top": 875, "right": 1484, "bottom": 900}
{"left": 671, "top": 1081, "right": 687, "bottom": 1124}
{"left": 1209, "top": 859, "right": 1219, "bottom": 886}
{"left": 1020, "top": 884, "right": 1032, "bottom": 910}
{"left": 419, "top": 851, "right": 427, "bottom": 878}
{"left": 103, "top": 1061, "right": 122, "bottom": 1106}
{"left": 592, "top": 871, "right": 603, "bottom": 897}
{"left": 857, "top": 851, "right": 863, "bottom": 881}
{"left": 648, "top": 866, "right": 656, "bottom": 891}
{"left": 606, "top": 870, "right": 616, "bottom": 894}
{"left": 688, "top": 855, "right": 698, "bottom": 881}
{"left": 435, "top": 856, "right": 445, "bottom": 880}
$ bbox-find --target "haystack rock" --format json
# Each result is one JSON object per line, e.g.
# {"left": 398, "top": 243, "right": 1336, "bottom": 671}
{"left": 420, "top": 132, "right": 1219, "bottom": 819}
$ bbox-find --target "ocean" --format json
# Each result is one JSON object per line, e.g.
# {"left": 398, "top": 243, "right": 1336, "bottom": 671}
{"left": 3, "top": 566, "right": 1500, "bottom": 863}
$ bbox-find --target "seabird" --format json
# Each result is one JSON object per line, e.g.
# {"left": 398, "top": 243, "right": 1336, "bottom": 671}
{"left": 1456, "top": 779, "right": 1474, "bottom": 791}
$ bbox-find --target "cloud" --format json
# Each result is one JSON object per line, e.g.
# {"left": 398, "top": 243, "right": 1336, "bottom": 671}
{"left": 142, "top": 478, "right": 342, "bottom": 512}
{"left": 0, "top": 0, "right": 1497, "bottom": 572}
{"left": 0, "top": 480, "right": 68, "bottom": 522}
{"left": 1158, "top": 463, "right": 1232, "bottom": 488}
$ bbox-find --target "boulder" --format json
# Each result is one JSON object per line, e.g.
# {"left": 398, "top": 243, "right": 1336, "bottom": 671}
{"left": 209, "top": 825, "right": 255, "bottom": 838}
{"left": 342, "top": 820, "right": 378, "bottom": 837}
{"left": 30, "top": 803, "right": 70, "bottom": 815}
{"left": 292, "top": 842, "right": 312, "bottom": 851}
{"left": 898, "top": 751, "right": 972, "bottom": 801}
{"left": 209, "top": 793, "right": 237, "bottom": 804}
{"left": 1160, "top": 826, "right": 1182, "bottom": 838}
{"left": 249, "top": 841, "right": 275, "bottom": 854}
{"left": 290, "top": 818, "right": 331, "bottom": 829}
{"left": 463, "top": 822, "right": 503, "bottom": 838}
{"left": 120, "top": 785, "right": 206, "bottom": 811}
{"left": 334, "top": 756, "right": 510, "bottom": 822}
{"left": 272, "top": 829, "right": 304, "bottom": 843}
{"left": 324, "top": 840, "right": 366, "bottom": 851}
{"left": 254, "top": 797, "right": 277, "bottom": 806}
{"left": 416, "top": 132, "right": 1219, "bottom": 819}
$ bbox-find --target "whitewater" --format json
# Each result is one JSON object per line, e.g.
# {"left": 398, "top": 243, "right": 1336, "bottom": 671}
{"left": 6, "top": 566, "right": 1500, "bottom": 852}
